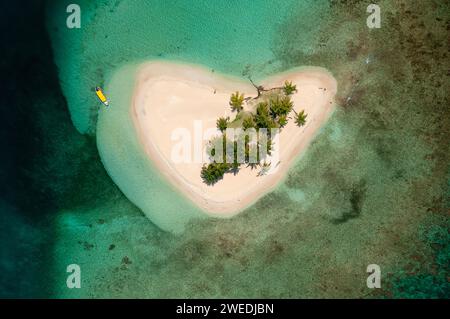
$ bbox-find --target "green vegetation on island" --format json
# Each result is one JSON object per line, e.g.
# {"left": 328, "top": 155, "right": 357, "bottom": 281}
{"left": 283, "top": 80, "right": 297, "bottom": 95}
{"left": 201, "top": 80, "right": 307, "bottom": 185}
{"left": 229, "top": 91, "right": 245, "bottom": 113}
{"left": 216, "top": 116, "right": 230, "bottom": 132}
{"left": 294, "top": 109, "right": 307, "bottom": 127}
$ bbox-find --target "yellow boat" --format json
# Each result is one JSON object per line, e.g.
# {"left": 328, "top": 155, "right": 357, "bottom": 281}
{"left": 95, "top": 87, "right": 109, "bottom": 106}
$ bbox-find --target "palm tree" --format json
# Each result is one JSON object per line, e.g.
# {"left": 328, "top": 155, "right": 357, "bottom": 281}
{"left": 256, "top": 101, "right": 269, "bottom": 116}
{"left": 277, "top": 114, "right": 288, "bottom": 128}
{"left": 281, "top": 96, "right": 294, "bottom": 114}
{"left": 216, "top": 116, "right": 229, "bottom": 132}
{"left": 230, "top": 91, "right": 244, "bottom": 112}
{"left": 294, "top": 110, "right": 307, "bottom": 127}
{"left": 255, "top": 113, "right": 277, "bottom": 130}
{"left": 283, "top": 81, "right": 297, "bottom": 95}
{"left": 201, "top": 162, "right": 230, "bottom": 185}
{"left": 270, "top": 96, "right": 293, "bottom": 118}
{"left": 254, "top": 102, "right": 277, "bottom": 129}
{"left": 242, "top": 117, "right": 255, "bottom": 130}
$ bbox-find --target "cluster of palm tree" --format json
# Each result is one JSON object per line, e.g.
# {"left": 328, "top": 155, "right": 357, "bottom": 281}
{"left": 254, "top": 102, "right": 277, "bottom": 130}
{"left": 249, "top": 95, "right": 294, "bottom": 130}
{"left": 201, "top": 134, "right": 240, "bottom": 185}
{"left": 202, "top": 83, "right": 307, "bottom": 185}
{"left": 201, "top": 162, "right": 231, "bottom": 185}
{"left": 268, "top": 96, "right": 293, "bottom": 128}
{"left": 201, "top": 131, "right": 272, "bottom": 184}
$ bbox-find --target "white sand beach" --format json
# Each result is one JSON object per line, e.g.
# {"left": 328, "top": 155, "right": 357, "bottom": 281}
{"left": 131, "top": 61, "right": 337, "bottom": 216}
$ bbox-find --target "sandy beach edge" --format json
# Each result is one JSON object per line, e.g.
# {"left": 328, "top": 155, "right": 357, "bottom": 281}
{"left": 130, "top": 60, "right": 338, "bottom": 217}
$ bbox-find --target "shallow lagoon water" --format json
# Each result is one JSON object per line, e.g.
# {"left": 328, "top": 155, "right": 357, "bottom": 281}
{"left": 25, "top": 0, "right": 450, "bottom": 297}
{"left": 48, "top": 0, "right": 333, "bottom": 232}
{"left": 96, "top": 62, "right": 203, "bottom": 233}
{"left": 48, "top": 0, "right": 329, "bottom": 134}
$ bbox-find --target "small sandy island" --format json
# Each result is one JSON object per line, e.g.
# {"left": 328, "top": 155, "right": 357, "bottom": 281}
{"left": 131, "top": 61, "right": 337, "bottom": 216}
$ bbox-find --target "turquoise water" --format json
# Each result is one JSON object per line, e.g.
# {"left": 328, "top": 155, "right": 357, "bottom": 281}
{"left": 48, "top": 0, "right": 331, "bottom": 232}
{"left": 47, "top": 0, "right": 329, "bottom": 134}
{"left": 42, "top": 0, "right": 450, "bottom": 298}
{"left": 96, "top": 63, "right": 203, "bottom": 232}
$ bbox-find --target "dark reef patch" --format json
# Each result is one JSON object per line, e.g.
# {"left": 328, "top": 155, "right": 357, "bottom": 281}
{"left": 331, "top": 179, "right": 367, "bottom": 224}
{"left": 272, "top": 0, "right": 449, "bottom": 297}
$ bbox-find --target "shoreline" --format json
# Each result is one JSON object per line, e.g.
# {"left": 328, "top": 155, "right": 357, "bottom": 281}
{"left": 130, "top": 61, "right": 338, "bottom": 216}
